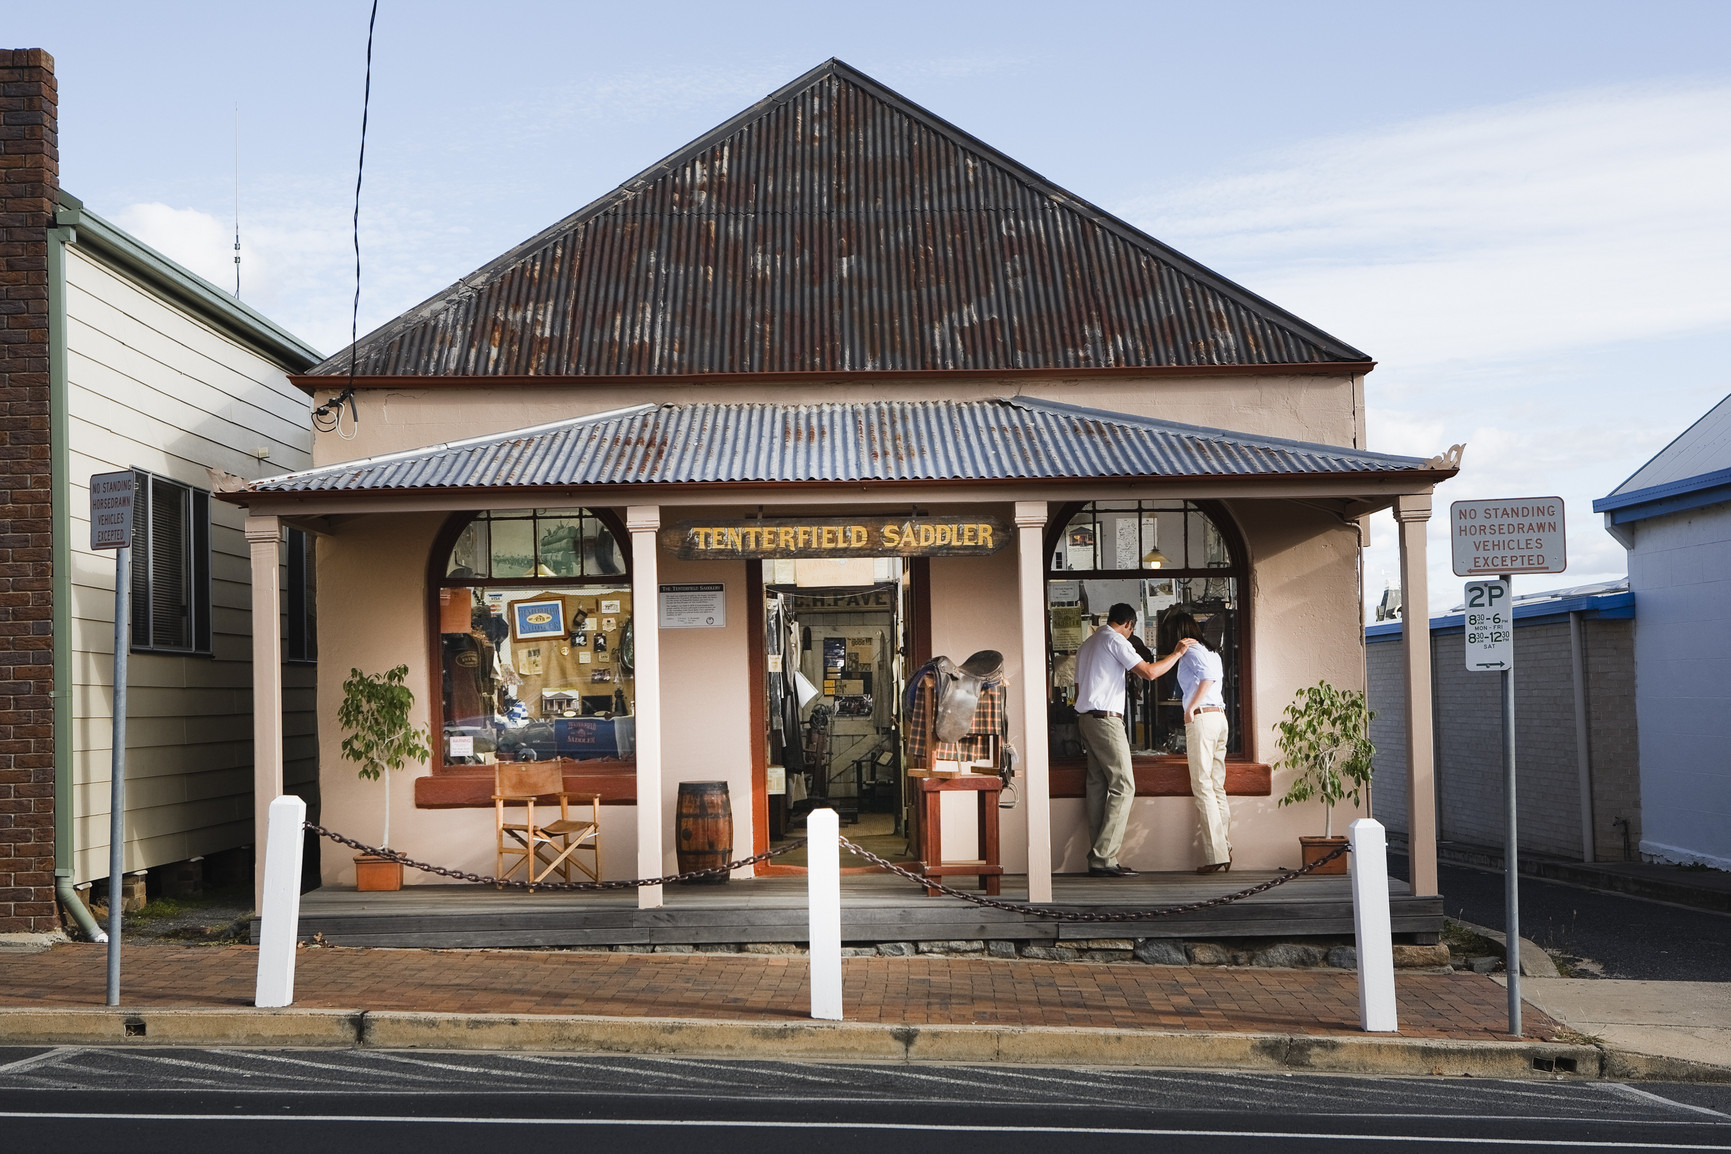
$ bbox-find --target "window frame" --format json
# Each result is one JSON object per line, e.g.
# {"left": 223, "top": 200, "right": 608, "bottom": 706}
{"left": 427, "top": 507, "right": 634, "bottom": 775}
{"left": 128, "top": 469, "right": 212, "bottom": 657}
{"left": 285, "top": 527, "right": 317, "bottom": 665}
{"left": 1042, "top": 499, "right": 1253, "bottom": 764}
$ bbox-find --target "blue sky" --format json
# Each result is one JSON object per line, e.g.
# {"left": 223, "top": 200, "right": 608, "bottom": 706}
{"left": 16, "top": 1, "right": 1731, "bottom": 613}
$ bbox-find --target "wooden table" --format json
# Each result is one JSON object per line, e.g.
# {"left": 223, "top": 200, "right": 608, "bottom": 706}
{"left": 910, "top": 772, "right": 1003, "bottom": 897}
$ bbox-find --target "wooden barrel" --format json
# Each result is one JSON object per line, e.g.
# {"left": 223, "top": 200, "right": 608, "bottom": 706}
{"left": 676, "top": 781, "right": 733, "bottom": 884}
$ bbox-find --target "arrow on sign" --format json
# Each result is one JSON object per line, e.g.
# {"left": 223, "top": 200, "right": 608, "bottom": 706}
{"left": 1478, "top": 661, "right": 1507, "bottom": 668}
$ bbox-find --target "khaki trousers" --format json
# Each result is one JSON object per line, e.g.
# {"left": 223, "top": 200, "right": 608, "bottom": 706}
{"left": 1078, "top": 712, "right": 1135, "bottom": 869}
{"left": 1186, "top": 711, "right": 1232, "bottom": 866}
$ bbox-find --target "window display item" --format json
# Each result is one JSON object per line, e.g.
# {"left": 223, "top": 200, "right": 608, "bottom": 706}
{"left": 512, "top": 599, "right": 565, "bottom": 640}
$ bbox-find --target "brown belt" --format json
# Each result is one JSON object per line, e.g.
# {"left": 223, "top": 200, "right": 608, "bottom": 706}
{"left": 1191, "top": 705, "right": 1225, "bottom": 714}
{"left": 1084, "top": 710, "right": 1122, "bottom": 719}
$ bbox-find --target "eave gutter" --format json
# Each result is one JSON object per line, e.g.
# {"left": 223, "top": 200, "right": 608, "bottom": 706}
{"left": 286, "top": 362, "right": 1380, "bottom": 394}
{"left": 54, "top": 192, "right": 322, "bottom": 372}
{"left": 48, "top": 219, "right": 106, "bottom": 942}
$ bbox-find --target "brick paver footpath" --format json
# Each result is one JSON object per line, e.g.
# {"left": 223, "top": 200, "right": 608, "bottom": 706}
{"left": 0, "top": 944, "right": 1558, "bottom": 1040}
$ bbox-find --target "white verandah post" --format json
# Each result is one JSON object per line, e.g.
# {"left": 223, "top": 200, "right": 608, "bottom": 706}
{"left": 1394, "top": 492, "right": 1438, "bottom": 898}
{"left": 246, "top": 514, "right": 284, "bottom": 915}
{"left": 1015, "top": 500, "right": 1053, "bottom": 904}
{"left": 628, "top": 506, "right": 664, "bottom": 909}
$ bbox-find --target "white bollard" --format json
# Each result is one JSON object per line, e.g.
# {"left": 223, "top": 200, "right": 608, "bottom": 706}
{"left": 807, "top": 808, "right": 843, "bottom": 1021}
{"left": 1348, "top": 817, "right": 1398, "bottom": 1032}
{"left": 254, "top": 795, "right": 307, "bottom": 1009}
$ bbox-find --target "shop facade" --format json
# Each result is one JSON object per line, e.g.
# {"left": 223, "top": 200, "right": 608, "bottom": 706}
{"left": 229, "top": 60, "right": 1457, "bottom": 913}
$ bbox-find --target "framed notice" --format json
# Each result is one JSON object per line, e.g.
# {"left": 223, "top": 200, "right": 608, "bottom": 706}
{"left": 660, "top": 583, "right": 726, "bottom": 629}
{"left": 511, "top": 598, "right": 565, "bottom": 640}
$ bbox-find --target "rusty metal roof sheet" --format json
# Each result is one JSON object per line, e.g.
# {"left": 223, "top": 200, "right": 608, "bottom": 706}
{"left": 245, "top": 398, "right": 1439, "bottom": 496}
{"left": 306, "top": 59, "right": 1368, "bottom": 380}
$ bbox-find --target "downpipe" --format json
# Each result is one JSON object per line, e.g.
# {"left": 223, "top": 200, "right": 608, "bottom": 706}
{"left": 55, "top": 872, "right": 107, "bottom": 943}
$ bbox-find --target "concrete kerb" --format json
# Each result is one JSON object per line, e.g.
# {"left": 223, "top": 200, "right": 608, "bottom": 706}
{"left": 0, "top": 1006, "right": 1631, "bottom": 1081}
{"left": 0, "top": 1006, "right": 364, "bottom": 1047}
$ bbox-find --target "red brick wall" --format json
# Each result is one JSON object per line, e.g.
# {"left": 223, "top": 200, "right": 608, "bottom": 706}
{"left": 0, "top": 48, "right": 58, "bottom": 933}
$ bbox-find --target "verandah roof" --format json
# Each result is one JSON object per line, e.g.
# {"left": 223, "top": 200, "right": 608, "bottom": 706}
{"left": 241, "top": 397, "right": 1453, "bottom": 497}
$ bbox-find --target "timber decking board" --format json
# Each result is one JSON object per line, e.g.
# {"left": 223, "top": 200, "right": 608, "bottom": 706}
{"left": 273, "top": 872, "right": 1440, "bottom": 948}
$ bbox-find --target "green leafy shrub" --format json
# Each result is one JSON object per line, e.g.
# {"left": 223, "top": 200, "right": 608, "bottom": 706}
{"left": 1274, "top": 680, "right": 1375, "bottom": 837}
{"left": 337, "top": 665, "right": 431, "bottom": 849}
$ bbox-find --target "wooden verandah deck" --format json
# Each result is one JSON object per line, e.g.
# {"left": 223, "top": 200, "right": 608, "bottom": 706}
{"left": 276, "top": 870, "right": 1442, "bottom": 949}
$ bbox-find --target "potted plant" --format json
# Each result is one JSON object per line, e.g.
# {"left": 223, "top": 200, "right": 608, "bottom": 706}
{"left": 337, "top": 665, "right": 431, "bottom": 892}
{"left": 1274, "top": 680, "right": 1375, "bottom": 876}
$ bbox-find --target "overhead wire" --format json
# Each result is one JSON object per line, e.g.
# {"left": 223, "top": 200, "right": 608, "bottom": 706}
{"left": 312, "top": 0, "right": 380, "bottom": 438}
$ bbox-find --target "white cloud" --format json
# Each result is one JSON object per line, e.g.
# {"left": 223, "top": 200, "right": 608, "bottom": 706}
{"left": 1117, "top": 82, "right": 1731, "bottom": 614}
{"left": 1124, "top": 82, "right": 1731, "bottom": 364}
{"left": 111, "top": 203, "right": 237, "bottom": 294}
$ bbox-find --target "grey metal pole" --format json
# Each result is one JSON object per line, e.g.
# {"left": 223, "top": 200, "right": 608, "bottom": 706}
{"left": 1501, "top": 573, "right": 1521, "bottom": 1037}
{"left": 106, "top": 545, "right": 130, "bottom": 1007}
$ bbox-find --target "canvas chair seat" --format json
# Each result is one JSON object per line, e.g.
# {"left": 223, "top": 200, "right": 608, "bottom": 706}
{"left": 493, "top": 763, "right": 601, "bottom": 888}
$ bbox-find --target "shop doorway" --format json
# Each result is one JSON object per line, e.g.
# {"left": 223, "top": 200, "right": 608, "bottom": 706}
{"left": 756, "top": 558, "right": 919, "bottom": 871}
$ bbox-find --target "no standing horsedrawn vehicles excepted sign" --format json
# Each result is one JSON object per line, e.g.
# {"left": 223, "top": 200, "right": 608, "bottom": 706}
{"left": 89, "top": 470, "right": 138, "bottom": 1006}
{"left": 1448, "top": 496, "right": 1566, "bottom": 1039}
{"left": 1450, "top": 497, "right": 1566, "bottom": 578}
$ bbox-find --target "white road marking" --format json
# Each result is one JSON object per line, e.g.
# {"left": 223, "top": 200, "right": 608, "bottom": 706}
{"left": 0, "top": 1110, "right": 1726, "bottom": 1146}
{"left": 1605, "top": 1084, "right": 1731, "bottom": 1120}
{"left": 0, "top": 1048, "right": 78, "bottom": 1076}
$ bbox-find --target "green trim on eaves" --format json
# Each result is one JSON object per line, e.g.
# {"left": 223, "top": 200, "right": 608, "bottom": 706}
{"left": 48, "top": 224, "right": 74, "bottom": 876}
{"left": 54, "top": 191, "right": 323, "bottom": 371}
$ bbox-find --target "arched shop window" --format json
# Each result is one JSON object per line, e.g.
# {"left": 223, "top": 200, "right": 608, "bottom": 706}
{"left": 433, "top": 508, "right": 635, "bottom": 768}
{"left": 1046, "top": 501, "right": 1246, "bottom": 759}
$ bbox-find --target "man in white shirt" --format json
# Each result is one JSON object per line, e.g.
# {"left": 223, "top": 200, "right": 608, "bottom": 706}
{"left": 1072, "top": 603, "right": 1191, "bottom": 877}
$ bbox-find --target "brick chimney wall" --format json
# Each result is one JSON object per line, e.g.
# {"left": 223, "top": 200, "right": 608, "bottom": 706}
{"left": 0, "top": 49, "right": 59, "bottom": 934}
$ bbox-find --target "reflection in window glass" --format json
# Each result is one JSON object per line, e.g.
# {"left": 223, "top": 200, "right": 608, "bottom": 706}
{"left": 1047, "top": 502, "right": 1243, "bottom": 757}
{"left": 489, "top": 518, "right": 535, "bottom": 578}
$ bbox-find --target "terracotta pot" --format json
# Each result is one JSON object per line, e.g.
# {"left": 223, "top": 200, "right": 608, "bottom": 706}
{"left": 1299, "top": 835, "right": 1350, "bottom": 876}
{"left": 354, "top": 853, "right": 404, "bottom": 891}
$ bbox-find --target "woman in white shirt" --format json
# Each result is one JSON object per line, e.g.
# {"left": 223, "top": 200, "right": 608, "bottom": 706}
{"left": 1166, "top": 611, "right": 1232, "bottom": 873}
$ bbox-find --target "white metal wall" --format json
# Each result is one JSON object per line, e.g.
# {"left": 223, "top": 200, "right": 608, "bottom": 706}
{"left": 1627, "top": 505, "right": 1731, "bottom": 868}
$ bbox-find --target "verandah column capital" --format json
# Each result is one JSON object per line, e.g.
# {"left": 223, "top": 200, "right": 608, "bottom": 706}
{"left": 1392, "top": 492, "right": 1433, "bottom": 523}
{"left": 243, "top": 514, "right": 282, "bottom": 543}
{"left": 1013, "top": 500, "right": 1048, "bottom": 528}
{"left": 625, "top": 505, "right": 661, "bottom": 532}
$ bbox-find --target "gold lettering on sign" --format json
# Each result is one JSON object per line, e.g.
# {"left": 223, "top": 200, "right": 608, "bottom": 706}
{"left": 664, "top": 517, "right": 1008, "bottom": 558}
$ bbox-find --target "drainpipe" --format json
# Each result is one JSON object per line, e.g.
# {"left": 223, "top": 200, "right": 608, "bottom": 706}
{"left": 1570, "top": 610, "right": 1594, "bottom": 863}
{"left": 48, "top": 213, "right": 106, "bottom": 942}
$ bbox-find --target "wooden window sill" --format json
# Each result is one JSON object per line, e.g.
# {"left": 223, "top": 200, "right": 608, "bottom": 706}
{"left": 1049, "top": 755, "right": 1270, "bottom": 798}
{"left": 414, "top": 759, "right": 638, "bottom": 808}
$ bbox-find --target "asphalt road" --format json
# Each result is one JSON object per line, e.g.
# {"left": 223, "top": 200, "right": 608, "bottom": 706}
{"left": 1390, "top": 854, "right": 1731, "bottom": 982}
{"left": 2, "top": 1047, "right": 1728, "bottom": 1152}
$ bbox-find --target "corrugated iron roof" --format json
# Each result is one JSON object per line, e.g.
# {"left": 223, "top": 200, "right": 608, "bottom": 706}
{"left": 245, "top": 398, "right": 1441, "bottom": 496}
{"left": 306, "top": 59, "right": 1369, "bottom": 380}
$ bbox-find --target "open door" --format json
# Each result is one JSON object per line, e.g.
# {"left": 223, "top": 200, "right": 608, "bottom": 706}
{"left": 753, "top": 559, "right": 919, "bottom": 873}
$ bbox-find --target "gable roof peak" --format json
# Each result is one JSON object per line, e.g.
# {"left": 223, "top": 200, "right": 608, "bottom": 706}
{"left": 308, "top": 59, "right": 1370, "bottom": 379}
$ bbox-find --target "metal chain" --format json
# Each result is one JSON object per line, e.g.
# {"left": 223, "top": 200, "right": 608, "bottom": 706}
{"left": 835, "top": 835, "right": 1351, "bottom": 922}
{"left": 305, "top": 821, "right": 806, "bottom": 890}
{"left": 304, "top": 820, "right": 1348, "bottom": 916}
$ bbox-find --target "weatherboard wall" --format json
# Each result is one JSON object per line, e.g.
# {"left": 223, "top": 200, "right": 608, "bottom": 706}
{"left": 62, "top": 242, "right": 317, "bottom": 883}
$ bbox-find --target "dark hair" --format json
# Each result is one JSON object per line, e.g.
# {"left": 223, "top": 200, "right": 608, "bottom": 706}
{"left": 1107, "top": 602, "right": 1138, "bottom": 627}
{"left": 1165, "top": 610, "right": 1206, "bottom": 644}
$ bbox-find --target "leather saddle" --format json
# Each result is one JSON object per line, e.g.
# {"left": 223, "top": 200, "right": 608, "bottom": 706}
{"left": 930, "top": 649, "right": 1004, "bottom": 741}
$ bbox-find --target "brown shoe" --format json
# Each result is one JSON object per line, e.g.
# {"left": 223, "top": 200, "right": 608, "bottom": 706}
{"left": 1196, "top": 861, "right": 1230, "bottom": 874}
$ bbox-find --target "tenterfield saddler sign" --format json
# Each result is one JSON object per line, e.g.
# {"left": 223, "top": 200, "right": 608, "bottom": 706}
{"left": 662, "top": 516, "right": 1009, "bottom": 559}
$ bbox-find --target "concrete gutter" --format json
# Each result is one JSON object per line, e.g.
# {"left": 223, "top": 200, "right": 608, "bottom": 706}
{"left": 1449, "top": 917, "right": 1561, "bottom": 978}
{"left": 0, "top": 1005, "right": 1705, "bottom": 1082}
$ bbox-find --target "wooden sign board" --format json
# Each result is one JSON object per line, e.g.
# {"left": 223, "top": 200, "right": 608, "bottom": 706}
{"left": 662, "top": 516, "right": 1009, "bottom": 559}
